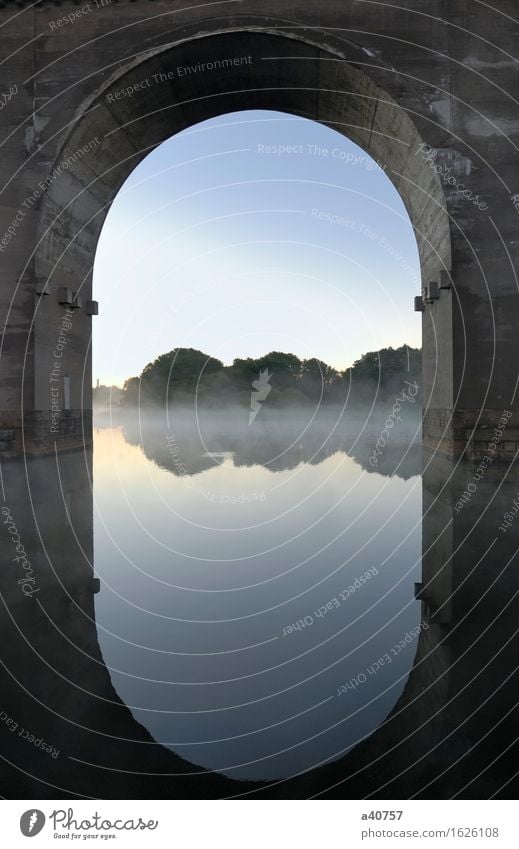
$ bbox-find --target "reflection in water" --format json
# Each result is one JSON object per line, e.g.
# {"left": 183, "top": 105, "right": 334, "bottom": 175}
{"left": 94, "top": 411, "right": 422, "bottom": 780}
{"left": 119, "top": 405, "right": 423, "bottom": 481}
{"left": 0, "top": 411, "right": 517, "bottom": 798}
{"left": 0, "top": 445, "right": 232, "bottom": 799}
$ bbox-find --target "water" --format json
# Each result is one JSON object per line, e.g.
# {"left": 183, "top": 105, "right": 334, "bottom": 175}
{"left": 93, "top": 409, "right": 422, "bottom": 781}
{"left": 2, "top": 412, "right": 516, "bottom": 798}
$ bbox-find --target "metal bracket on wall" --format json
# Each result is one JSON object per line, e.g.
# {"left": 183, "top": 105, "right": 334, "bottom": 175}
{"left": 416, "top": 271, "right": 452, "bottom": 309}
{"left": 423, "top": 281, "right": 440, "bottom": 303}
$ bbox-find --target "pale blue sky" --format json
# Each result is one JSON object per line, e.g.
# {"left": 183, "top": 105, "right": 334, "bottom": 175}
{"left": 93, "top": 110, "right": 421, "bottom": 387}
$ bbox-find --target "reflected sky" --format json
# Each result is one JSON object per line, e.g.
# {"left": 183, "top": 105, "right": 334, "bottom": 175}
{"left": 94, "top": 420, "right": 421, "bottom": 780}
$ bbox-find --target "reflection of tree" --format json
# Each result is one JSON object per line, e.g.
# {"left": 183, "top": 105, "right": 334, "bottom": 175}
{"left": 348, "top": 439, "right": 422, "bottom": 480}
{"left": 120, "top": 407, "right": 421, "bottom": 480}
{"left": 122, "top": 418, "right": 215, "bottom": 477}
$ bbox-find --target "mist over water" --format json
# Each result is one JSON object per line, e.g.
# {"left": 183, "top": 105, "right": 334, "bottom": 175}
{"left": 96, "top": 401, "right": 422, "bottom": 477}
{"left": 93, "top": 408, "right": 422, "bottom": 780}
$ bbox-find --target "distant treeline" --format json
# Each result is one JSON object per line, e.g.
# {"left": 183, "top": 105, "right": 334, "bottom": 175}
{"left": 110, "top": 345, "right": 421, "bottom": 409}
{"left": 92, "top": 384, "right": 122, "bottom": 409}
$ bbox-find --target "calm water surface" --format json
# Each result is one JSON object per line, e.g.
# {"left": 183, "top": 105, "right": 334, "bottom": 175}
{"left": 93, "top": 413, "right": 421, "bottom": 780}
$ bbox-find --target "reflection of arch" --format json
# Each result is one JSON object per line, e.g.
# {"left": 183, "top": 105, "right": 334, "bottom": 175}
{"left": 31, "top": 28, "right": 452, "bottom": 451}
{"left": 283, "top": 455, "right": 519, "bottom": 800}
{"left": 2, "top": 447, "right": 518, "bottom": 799}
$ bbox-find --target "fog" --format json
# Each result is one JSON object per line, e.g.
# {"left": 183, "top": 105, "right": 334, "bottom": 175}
{"left": 94, "top": 402, "right": 422, "bottom": 480}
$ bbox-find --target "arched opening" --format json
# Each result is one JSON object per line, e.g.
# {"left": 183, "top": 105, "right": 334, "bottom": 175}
{"left": 90, "top": 108, "right": 424, "bottom": 779}
{"left": 33, "top": 29, "right": 451, "bottom": 452}
{"left": 92, "top": 108, "right": 422, "bottom": 395}
{"left": 30, "top": 28, "right": 452, "bottom": 784}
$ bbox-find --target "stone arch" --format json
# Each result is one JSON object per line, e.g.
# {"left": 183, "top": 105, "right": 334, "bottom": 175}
{"left": 31, "top": 27, "right": 451, "bottom": 446}
{"left": 0, "top": 7, "right": 515, "bottom": 798}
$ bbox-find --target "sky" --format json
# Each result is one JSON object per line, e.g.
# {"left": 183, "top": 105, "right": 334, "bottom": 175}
{"left": 92, "top": 110, "right": 421, "bottom": 387}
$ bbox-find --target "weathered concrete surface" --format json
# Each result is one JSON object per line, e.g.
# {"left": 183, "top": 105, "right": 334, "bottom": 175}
{"left": 0, "top": 0, "right": 517, "bottom": 456}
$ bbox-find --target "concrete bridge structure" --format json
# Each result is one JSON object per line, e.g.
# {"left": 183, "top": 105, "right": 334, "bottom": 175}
{"left": 0, "top": 0, "right": 518, "bottom": 801}
{"left": 0, "top": 0, "right": 518, "bottom": 457}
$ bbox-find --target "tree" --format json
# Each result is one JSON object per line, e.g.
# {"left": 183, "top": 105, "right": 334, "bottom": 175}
{"left": 118, "top": 345, "right": 421, "bottom": 408}
{"left": 120, "top": 376, "right": 140, "bottom": 406}
{"left": 346, "top": 345, "right": 421, "bottom": 404}
{"left": 139, "top": 348, "right": 224, "bottom": 403}
{"left": 300, "top": 358, "right": 340, "bottom": 400}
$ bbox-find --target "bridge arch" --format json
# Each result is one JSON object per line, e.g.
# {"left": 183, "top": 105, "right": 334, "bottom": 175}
{"left": 32, "top": 27, "right": 451, "bottom": 450}
{"left": 0, "top": 3, "right": 517, "bottom": 799}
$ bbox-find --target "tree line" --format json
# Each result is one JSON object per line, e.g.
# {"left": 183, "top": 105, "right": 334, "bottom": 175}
{"left": 107, "top": 344, "right": 421, "bottom": 409}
